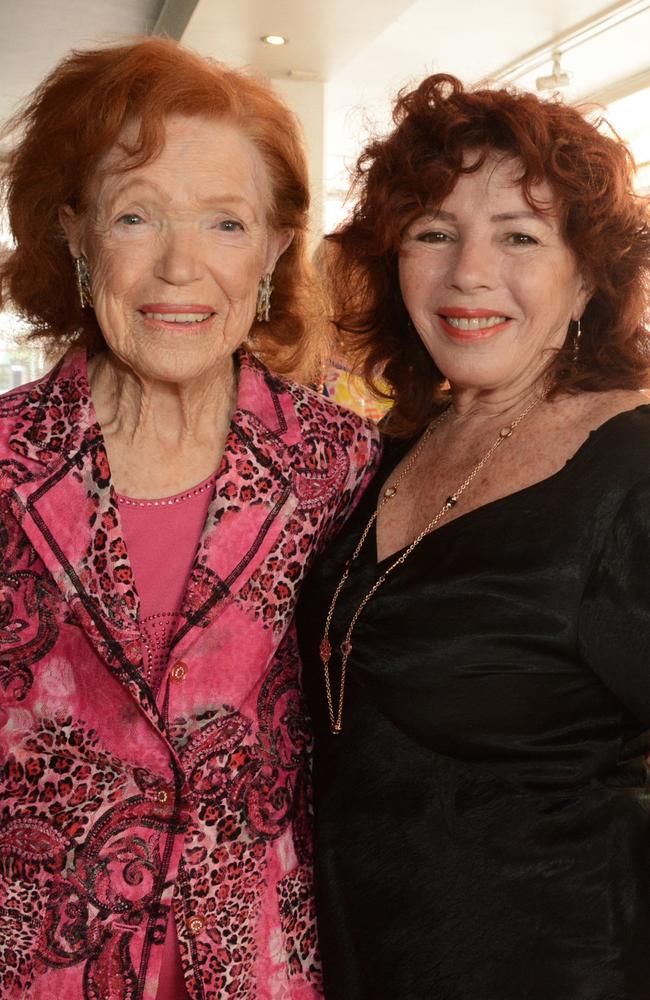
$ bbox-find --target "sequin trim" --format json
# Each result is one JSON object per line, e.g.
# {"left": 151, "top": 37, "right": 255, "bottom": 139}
{"left": 140, "top": 611, "right": 180, "bottom": 693}
{"left": 115, "top": 474, "right": 218, "bottom": 508}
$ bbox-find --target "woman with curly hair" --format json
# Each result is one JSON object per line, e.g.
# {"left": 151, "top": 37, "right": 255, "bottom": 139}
{"left": 298, "top": 75, "right": 650, "bottom": 999}
{"left": 0, "top": 37, "right": 379, "bottom": 1000}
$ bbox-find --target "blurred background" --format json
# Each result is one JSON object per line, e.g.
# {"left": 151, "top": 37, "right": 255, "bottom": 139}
{"left": 1, "top": 0, "right": 649, "bottom": 399}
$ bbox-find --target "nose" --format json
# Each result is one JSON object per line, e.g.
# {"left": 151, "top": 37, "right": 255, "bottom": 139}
{"left": 155, "top": 223, "right": 203, "bottom": 285}
{"left": 447, "top": 236, "right": 496, "bottom": 293}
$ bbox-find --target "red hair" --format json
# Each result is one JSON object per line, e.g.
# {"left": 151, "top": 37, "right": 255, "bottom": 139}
{"left": 328, "top": 74, "right": 650, "bottom": 435}
{"left": 1, "top": 36, "right": 325, "bottom": 379}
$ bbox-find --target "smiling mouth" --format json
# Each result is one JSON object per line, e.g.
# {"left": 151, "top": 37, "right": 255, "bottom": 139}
{"left": 441, "top": 314, "right": 508, "bottom": 331}
{"left": 139, "top": 310, "right": 215, "bottom": 325}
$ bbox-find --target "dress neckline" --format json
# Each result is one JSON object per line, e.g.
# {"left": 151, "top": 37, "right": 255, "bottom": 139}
{"left": 374, "top": 402, "right": 650, "bottom": 569}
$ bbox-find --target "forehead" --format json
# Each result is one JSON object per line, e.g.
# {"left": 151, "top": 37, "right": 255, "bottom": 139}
{"left": 92, "top": 114, "right": 272, "bottom": 211}
{"left": 443, "top": 152, "right": 555, "bottom": 212}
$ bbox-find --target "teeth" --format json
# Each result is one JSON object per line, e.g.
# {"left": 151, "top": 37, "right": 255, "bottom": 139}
{"left": 144, "top": 312, "right": 213, "bottom": 323}
{"left": 443, "top": 315, "right": 507, "bottom": 330}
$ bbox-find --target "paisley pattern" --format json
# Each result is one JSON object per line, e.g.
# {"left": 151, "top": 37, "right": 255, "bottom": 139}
{"left": 0, "top": 349, "right": 381, "bottom": 999}
{"left": 0, "top": 508, "right": 60, "bottom": 704}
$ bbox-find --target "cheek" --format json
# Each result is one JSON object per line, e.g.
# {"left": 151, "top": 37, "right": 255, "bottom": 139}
{"left": 90, "top": 244, "right": 148, "bottom": 301}
{"left": 399, "top": 254, "right": 444, "bottom": 316}
{"left": 213, "top": 247, "right": 265, "bottom": 301}
{"left": 398, "top": 256, "right": 422, "bottom": 310}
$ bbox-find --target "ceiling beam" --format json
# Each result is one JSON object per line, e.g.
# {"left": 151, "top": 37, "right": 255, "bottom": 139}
{"left": 152, "top": 0, "right": 201, "bottom": 40}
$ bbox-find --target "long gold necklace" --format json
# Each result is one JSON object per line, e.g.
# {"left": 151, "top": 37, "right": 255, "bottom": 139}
{"left": 319, "top": 389, "right": 546, "bottom": 734}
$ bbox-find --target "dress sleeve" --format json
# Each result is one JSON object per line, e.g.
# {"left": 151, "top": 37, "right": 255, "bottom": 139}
{"left": 578, "top": 477, "right": 650, "bottom": 727}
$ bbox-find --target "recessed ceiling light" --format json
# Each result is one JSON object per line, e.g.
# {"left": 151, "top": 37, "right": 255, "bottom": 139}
{"left": 261, "top": 34, "right": 287, "bottom": 46}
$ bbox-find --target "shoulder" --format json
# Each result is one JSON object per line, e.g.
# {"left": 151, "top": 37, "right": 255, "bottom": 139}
{"left": 0, "top": 371, "right": 50, "bottom": 450}
{"left": 579, "top": 391, "right": 650, "bottom": 455}
{"left": 581, "top": 388, "right": 650, "bottom": 424}
{"left": 552, "top": 390, "right": 650, "bottom": 469}
{"left": 276, "top": 377, "right": 383, "bottom": 515}
{"left": 0, "top": 350, "right": 90, "bottom": 473}
{"left": 0, "top": 350, "right": 87, "bottom": 417}
{"left": 277, "top": 373, "right": 381, "bottom": 453}
{"left": 240, "top": 350, "right": 380, "bottom": 446}
{"left": 564, "top": 393, "right": 650, "bottom": 527}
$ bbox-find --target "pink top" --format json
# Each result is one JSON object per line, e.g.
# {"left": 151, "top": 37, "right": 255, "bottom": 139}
{"left": 117, "top": 474, "right": 216, "bottom": 1000}
{"left": 117, "top": 474, "right": 216, "bottom": 694}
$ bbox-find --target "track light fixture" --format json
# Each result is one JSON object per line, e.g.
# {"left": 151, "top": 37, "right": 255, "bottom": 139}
{"left": 536, "top": 51, "right": 571, "bottom": 91}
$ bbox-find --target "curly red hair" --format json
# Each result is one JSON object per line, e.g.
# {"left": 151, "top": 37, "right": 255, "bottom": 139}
{"left": 328, "top": 74, "right": 650, "bottom": 435}
{"left": 1, "top": 36, "right": 325, "bottom": 379}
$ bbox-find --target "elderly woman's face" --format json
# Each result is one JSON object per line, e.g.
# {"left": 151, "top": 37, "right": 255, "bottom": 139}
{"left": 399, "top": 153, "right": 591, "bottom": 394}
{"left": 62, "top": 115, "right": 290, "bottom": 386}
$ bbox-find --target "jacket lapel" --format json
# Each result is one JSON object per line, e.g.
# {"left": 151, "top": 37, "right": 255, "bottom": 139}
{"left": 170, "top": 352, "right": 302, "bottom": 659}
{"left": 3, "top": 352, "right": 162, "bottom": 728}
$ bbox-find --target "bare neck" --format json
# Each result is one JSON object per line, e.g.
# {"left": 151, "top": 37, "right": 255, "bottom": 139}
{"left": 89, "top": 352, "right": 237, "bottom": 498}
{"left": 447, "top": 369, "right": 549, "bottom": 429}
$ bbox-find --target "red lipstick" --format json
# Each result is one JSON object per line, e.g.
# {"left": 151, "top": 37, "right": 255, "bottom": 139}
{"left": 138, "top": 303, "right": 216, "bottom": 313}
{"left": 138, "top": 303, "right": 217, "bottom": 332}
{"left": 437, "top": 307, "right": 511, "bottom": 340}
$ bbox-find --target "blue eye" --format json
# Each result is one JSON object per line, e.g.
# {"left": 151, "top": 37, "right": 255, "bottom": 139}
{"left": 217, "top": 219, "right": 244, "bottom": 232}
{"left": 118, "top": 213, "right": 143, "bottom": 226}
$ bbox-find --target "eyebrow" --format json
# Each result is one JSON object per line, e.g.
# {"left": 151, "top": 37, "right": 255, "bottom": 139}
{"left": 431, "top": 208, "right": 553, "bottom": 228}
{"left": 103, "top": 177, "right": 254, "bottom": 211}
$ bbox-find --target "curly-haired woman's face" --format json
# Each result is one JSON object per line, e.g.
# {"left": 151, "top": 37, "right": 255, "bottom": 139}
{"left": 399, "top": 154, "right": 591, "bottom": 395}
{"left": 61, "top": 114, "right": 291, "bottom": 387}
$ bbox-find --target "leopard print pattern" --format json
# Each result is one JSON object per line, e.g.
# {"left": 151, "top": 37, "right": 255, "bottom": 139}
{"left": 0, "top": 360, "right": 88, "bottom": 471}
{"left": 0, "top": 875, "right": 46, "bottom": 998}
{"left": 77, "top": 464, "right": 140, "bottom": 632}
{"left": 171, "top": 629, "right": 319, "bottom": 996}
{"left": 235, "top": 385, "right": 379, "bottom": 636}
{"left": 1, "top": 713, "right": 178, "bottom": 997}
{"left": 278, "top": 864, "right": 323, "bottom": 992}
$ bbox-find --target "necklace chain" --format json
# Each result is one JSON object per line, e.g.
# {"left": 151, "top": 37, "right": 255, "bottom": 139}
{"left": 319, "top": 389, "right": 546, "bottom": 735}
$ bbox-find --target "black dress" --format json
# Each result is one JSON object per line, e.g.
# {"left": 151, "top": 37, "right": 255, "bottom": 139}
{"left": 297, "top": 405, "right": 650, "bottom": 1000}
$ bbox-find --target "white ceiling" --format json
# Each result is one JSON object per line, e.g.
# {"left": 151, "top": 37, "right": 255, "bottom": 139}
{"left": 0, "top": 0, "right": 648, "bottom": 225}
{"left": 0, "top": 0, "right": 423, "bottom": 130}
{"left": 2, "top": 0, "right": 648, "bottom": 130}
{"left": 182, "top": 0, "right": 416, "bottom": 79}
{"left": 0, "top": 0, "right": 165, "bottom": 127}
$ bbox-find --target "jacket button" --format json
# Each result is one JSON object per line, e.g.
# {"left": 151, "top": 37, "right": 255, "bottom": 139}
{"left": 156, "top": 788, "right": 171, "bottom": 805}
{"left": 170, "top": 661, "right": 187, "bottom": 682}
{"left": 187, "top": 915, "right": 204, "bottom": 936}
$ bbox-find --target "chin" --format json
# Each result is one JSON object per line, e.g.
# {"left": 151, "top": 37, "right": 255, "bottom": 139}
{"left": 436, "top": 361, "right": 517, "bottom": 392}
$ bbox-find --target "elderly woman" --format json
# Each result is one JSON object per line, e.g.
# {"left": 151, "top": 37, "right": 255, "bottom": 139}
{"left": 0, "top": 38, "right": 379, "bottom": 1000}
{"left": 298, "top": 75, "right": 650, "bottom": 999}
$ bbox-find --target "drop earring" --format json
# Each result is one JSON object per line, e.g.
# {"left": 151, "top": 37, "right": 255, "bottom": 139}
{"left": 572, "top": 317, "right": 582, "bottom": 363}
{"left": 74, "top": 254, "right": 93, "bottom": 309}
{"left": 256, "top": 274, "right": 273, "bottom": 323}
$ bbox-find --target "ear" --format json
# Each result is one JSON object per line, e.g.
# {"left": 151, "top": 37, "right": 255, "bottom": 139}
{"left": 264, "top": 227, "right": 294, "bottom": 274}
{"left": 58, "top": 205, "right": 85, "bottom": 258}
{"left": 572, "top": 272, "right": 593, "bottom": 322}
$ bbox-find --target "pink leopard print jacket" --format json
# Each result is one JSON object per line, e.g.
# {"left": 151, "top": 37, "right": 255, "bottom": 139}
{"left": 0, "top": 349, "right": 381, "bottom": 1000}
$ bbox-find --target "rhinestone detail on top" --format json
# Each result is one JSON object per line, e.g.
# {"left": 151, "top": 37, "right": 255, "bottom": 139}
{"left": 115, "top": 474, "right": 218, "bottom": 508}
